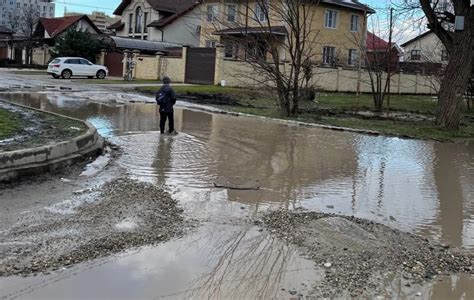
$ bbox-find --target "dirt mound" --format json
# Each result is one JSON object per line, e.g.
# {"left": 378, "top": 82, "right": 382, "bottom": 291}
{"left": 0, "top": 177, "right": 194, "bottom": 277}
{"left": 262, "top": 210, "right": 473, "bottom": 298}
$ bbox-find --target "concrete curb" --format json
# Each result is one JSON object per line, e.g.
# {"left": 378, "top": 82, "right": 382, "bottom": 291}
{"left": 133, "top": 91, "right": 441, "bottom": 142}
{"left": 176, "top": 101, "right": 426, "bottom": 141}
{"left": 0, "top": 100, "right": 104, "bottom": 182}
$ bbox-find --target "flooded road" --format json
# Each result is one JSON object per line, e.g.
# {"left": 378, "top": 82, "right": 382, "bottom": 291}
{"left": 1, "top": 92, "right": 473, "bottom": 299}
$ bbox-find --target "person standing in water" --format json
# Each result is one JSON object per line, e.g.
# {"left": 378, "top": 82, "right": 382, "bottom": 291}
{"left": 156, "top": 76, "right": 177, "bottom": 134}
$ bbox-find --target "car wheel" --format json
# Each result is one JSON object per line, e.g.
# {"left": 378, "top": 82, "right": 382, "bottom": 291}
{"left": 61, "top": 69, "right": 72, "bottom": 79}
{"left": 52, "top": 74, "right": 60, "bottom": 79}
{"left": 96, "top": 70, "right": 106, "bottom": 79}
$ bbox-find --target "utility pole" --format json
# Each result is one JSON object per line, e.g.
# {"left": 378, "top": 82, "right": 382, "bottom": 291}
{"left": 386, "top": 7, "right": 394, "bottom": 116}
{"left": 244, "top": 0, "right": 249, "bottom": 60}
{"left": 356, "top": 8, "right": 367, "bottom": 112}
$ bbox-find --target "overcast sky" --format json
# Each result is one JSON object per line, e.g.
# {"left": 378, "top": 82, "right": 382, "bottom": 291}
{"left": 53, "top": 0, "right": 420, "bottom": 43}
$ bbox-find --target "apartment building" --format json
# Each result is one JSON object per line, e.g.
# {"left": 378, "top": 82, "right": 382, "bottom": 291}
{"left": 0, "top": 0, "right": 55, "bottom": 27}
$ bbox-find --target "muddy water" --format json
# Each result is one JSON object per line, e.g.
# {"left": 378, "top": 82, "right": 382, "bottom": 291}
{"left": 1, "top": 92, "right": 474, "bottom": 299}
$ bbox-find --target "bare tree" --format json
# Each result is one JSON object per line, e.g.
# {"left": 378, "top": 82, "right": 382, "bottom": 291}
{"left": 5, "top": 8, "right": 21, "bottom": 33}
{"left": 351, "top": 10, "right": 397, "bottom": 113}
{"left": 6, "top": 5, "right": 40, "bottom": 64}
{"left": 203, "top": 0, "right": 320, "bottom": 117}
{"left": 19, "top": 6, "right": 40, "bottom": 65}
{"left": 399, "top": 0, "right": 473, "bottom": 129}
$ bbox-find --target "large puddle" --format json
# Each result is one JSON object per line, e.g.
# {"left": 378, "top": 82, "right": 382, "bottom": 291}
{"left": 1, "top": 92, "right": 473, "bottom": 299}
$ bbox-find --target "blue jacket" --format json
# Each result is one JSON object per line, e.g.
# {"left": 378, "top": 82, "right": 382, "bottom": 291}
{"left": 156, "top": 84, "right": 177, "bottom": 113}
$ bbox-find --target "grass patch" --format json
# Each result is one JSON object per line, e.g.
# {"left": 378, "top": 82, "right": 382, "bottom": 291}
{"left": 77, "top": 79, "right": 164, "bottom": 84}
{"left": 135, "top": 85, "right": 473, "bottom": 141}
{"left": 0, "top": 108, "right": 21, "bottom": 139}
{"left": 136, "top": 85, "right": 243, "bottom": 95}
{"left": 0, "top": 106, "right": 87, "bottom": 152}
{"left": 316, "top": 93, "right": 438, "bottom": 114}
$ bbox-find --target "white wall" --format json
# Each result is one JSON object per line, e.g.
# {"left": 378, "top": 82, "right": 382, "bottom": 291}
{"left": 160, "top": 7, "right": 200, "bottom": 46}
{"left": 76, "top": 19, "right": 99, "bottom": 34}
{"left": 114, "top": 0, "right": 200, "bottom": 46}
{"left": 403, "top": 32, "right": 447, "bottom": 64}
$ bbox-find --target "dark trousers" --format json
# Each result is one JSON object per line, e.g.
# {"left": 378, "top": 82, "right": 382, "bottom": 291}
{"left": 159, "top": 111, "right": 174, "bottom": 133}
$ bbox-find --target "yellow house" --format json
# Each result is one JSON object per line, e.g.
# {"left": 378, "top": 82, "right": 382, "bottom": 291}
{"left": 199, "top": 0, "right": 374, "bottom": 67}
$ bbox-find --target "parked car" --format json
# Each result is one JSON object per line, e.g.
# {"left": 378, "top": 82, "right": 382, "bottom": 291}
{"left": 47, "top": 57, "right": 108, "bottom": 79}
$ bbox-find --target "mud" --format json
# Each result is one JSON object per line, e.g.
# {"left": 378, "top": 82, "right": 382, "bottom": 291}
{"left": 0, "top": 101, "right": 87, "bottom": 152}
{"left": 0, "top": 177, "right": 193, "bottom": 277}
{"left": 1, "top": 91, "right": 474, "bottom": 298}
{"left": 261, "top": 210, "right": 474, "bottom": 298}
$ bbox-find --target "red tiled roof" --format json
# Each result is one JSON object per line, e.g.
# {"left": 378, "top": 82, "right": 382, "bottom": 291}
{"left": 40, "top": 15, "right": 98, "bottom": 38}
{"left": 366, "top": 32, "right": 389, "bottom": 51}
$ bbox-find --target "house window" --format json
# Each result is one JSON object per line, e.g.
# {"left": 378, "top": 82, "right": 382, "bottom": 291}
{"left": 441, "top": 49, "right": 449, "bottom": 61}
{"left": 245, "top": 41, "right": 267, "bottom": 60}
{"left": 325, "top": 9, "right": 338, "bottom": 29}
{"left": 350, "top": 15, "right": 359, "bottom": 32}
{"left": 128, "top": 13, "right": 133, "bottom": 33}
{"left": 323, "top": 46, "right": 336, "bottom": 65}
{"left": 144, "top": 12, "right": 148, "bottom": 33}
{"left": 348, "top": 49, "right": 357, "bottom": 65}
{"left": 411, "top": 49, "right": 421, "bottom": 61}
{"left": 224, "top": 43, "right": 237, "bottom": 58}
{"left": 255, "top": 1, "right": 268, "bottom": 22}
{"left": 227, "top": 4, "right": 237, "bottom": 22}
{"left": 205, "top": 40, "right": 216, "bottom": 48}
{"left": 135, "top": 7, "right": 143, "bottom": 33}
{"left": 207, "top": 5, "right": 218, "bottom": 22}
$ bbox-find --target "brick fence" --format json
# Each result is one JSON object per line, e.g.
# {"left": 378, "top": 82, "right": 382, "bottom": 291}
{"left": 131, "top": 46, "right": 440, "bottom": 95}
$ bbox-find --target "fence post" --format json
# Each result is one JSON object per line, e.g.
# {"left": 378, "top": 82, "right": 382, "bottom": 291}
{"left": 99, "top": 49, "right": 106, "bottom": 66}
{"left": 415, "top": 73, "right": 418, "bottom": 94}
{"left": 182, "top": 45, "right": 189, "bottom": 83}
{"left": 122, "top": 50, "right": 130, "bottom": 79}
{"left": 132, "top": 50, "right": 140, "bottom": 79}
{"left": 336, "top": 67, "right": 341, "bottom": 92}
{"left": 155, "top": 51, "right": 164, "bottom": 80}
{"left": 398, "top": 72, "right": 401, "bottom": 95}
{"left": 214, "top": 44, "right": 224, "bottom": 85}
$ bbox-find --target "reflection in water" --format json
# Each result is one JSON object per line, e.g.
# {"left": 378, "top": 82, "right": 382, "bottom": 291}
{"left": 188, "top": 226, "right": 316, "bottom": 299}
{"left": 434, "top": 142, "right": 474, "bottom": 248}
{"left": 1, "top": 92, "right": 473, "bottom": 298}
{"left": 0, "top": 223, "right": 316, "bottom": 299}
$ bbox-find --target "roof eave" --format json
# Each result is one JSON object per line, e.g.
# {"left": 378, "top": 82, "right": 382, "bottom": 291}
{"left": 113, "top": 0, "right": 131, "bottom": 16}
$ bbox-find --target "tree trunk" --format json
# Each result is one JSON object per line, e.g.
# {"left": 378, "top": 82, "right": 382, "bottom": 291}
{"left": 373, "top": 74, "right": 384, "bottom": 112}
{"left": 291, "top": 98, "right": 299, "bottom": 115}
{"left": 436, "top": 36, "right": 473, "bottom": 129}
{"left": 276, "top": 84, "right": 291, "bottom": 117}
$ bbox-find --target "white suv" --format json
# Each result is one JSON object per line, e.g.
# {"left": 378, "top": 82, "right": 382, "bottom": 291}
{"left": 47, "top": 57, "right": 108, "bottom": 79}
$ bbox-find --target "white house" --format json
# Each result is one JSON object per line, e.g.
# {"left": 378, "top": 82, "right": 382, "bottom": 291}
{"left": 401, "top": 31, "right": 449, "bottom": 64}
{"left": 108, "top": 0, "right": 201, "bottom": 46}
{"left": 31, "top": 15, "right": 103, "bottom": 65}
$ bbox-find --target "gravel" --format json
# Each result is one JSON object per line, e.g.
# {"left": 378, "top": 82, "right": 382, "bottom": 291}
{"left": 261, "top": 210, "right": 473, "bottom": 298}
{"left": 0, "top": 177, "right": 193, "bottom": 277}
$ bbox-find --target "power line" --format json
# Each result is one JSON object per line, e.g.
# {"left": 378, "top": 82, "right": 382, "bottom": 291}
{"left": 52, "top": 1, "right": 116, "bottom": 11}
